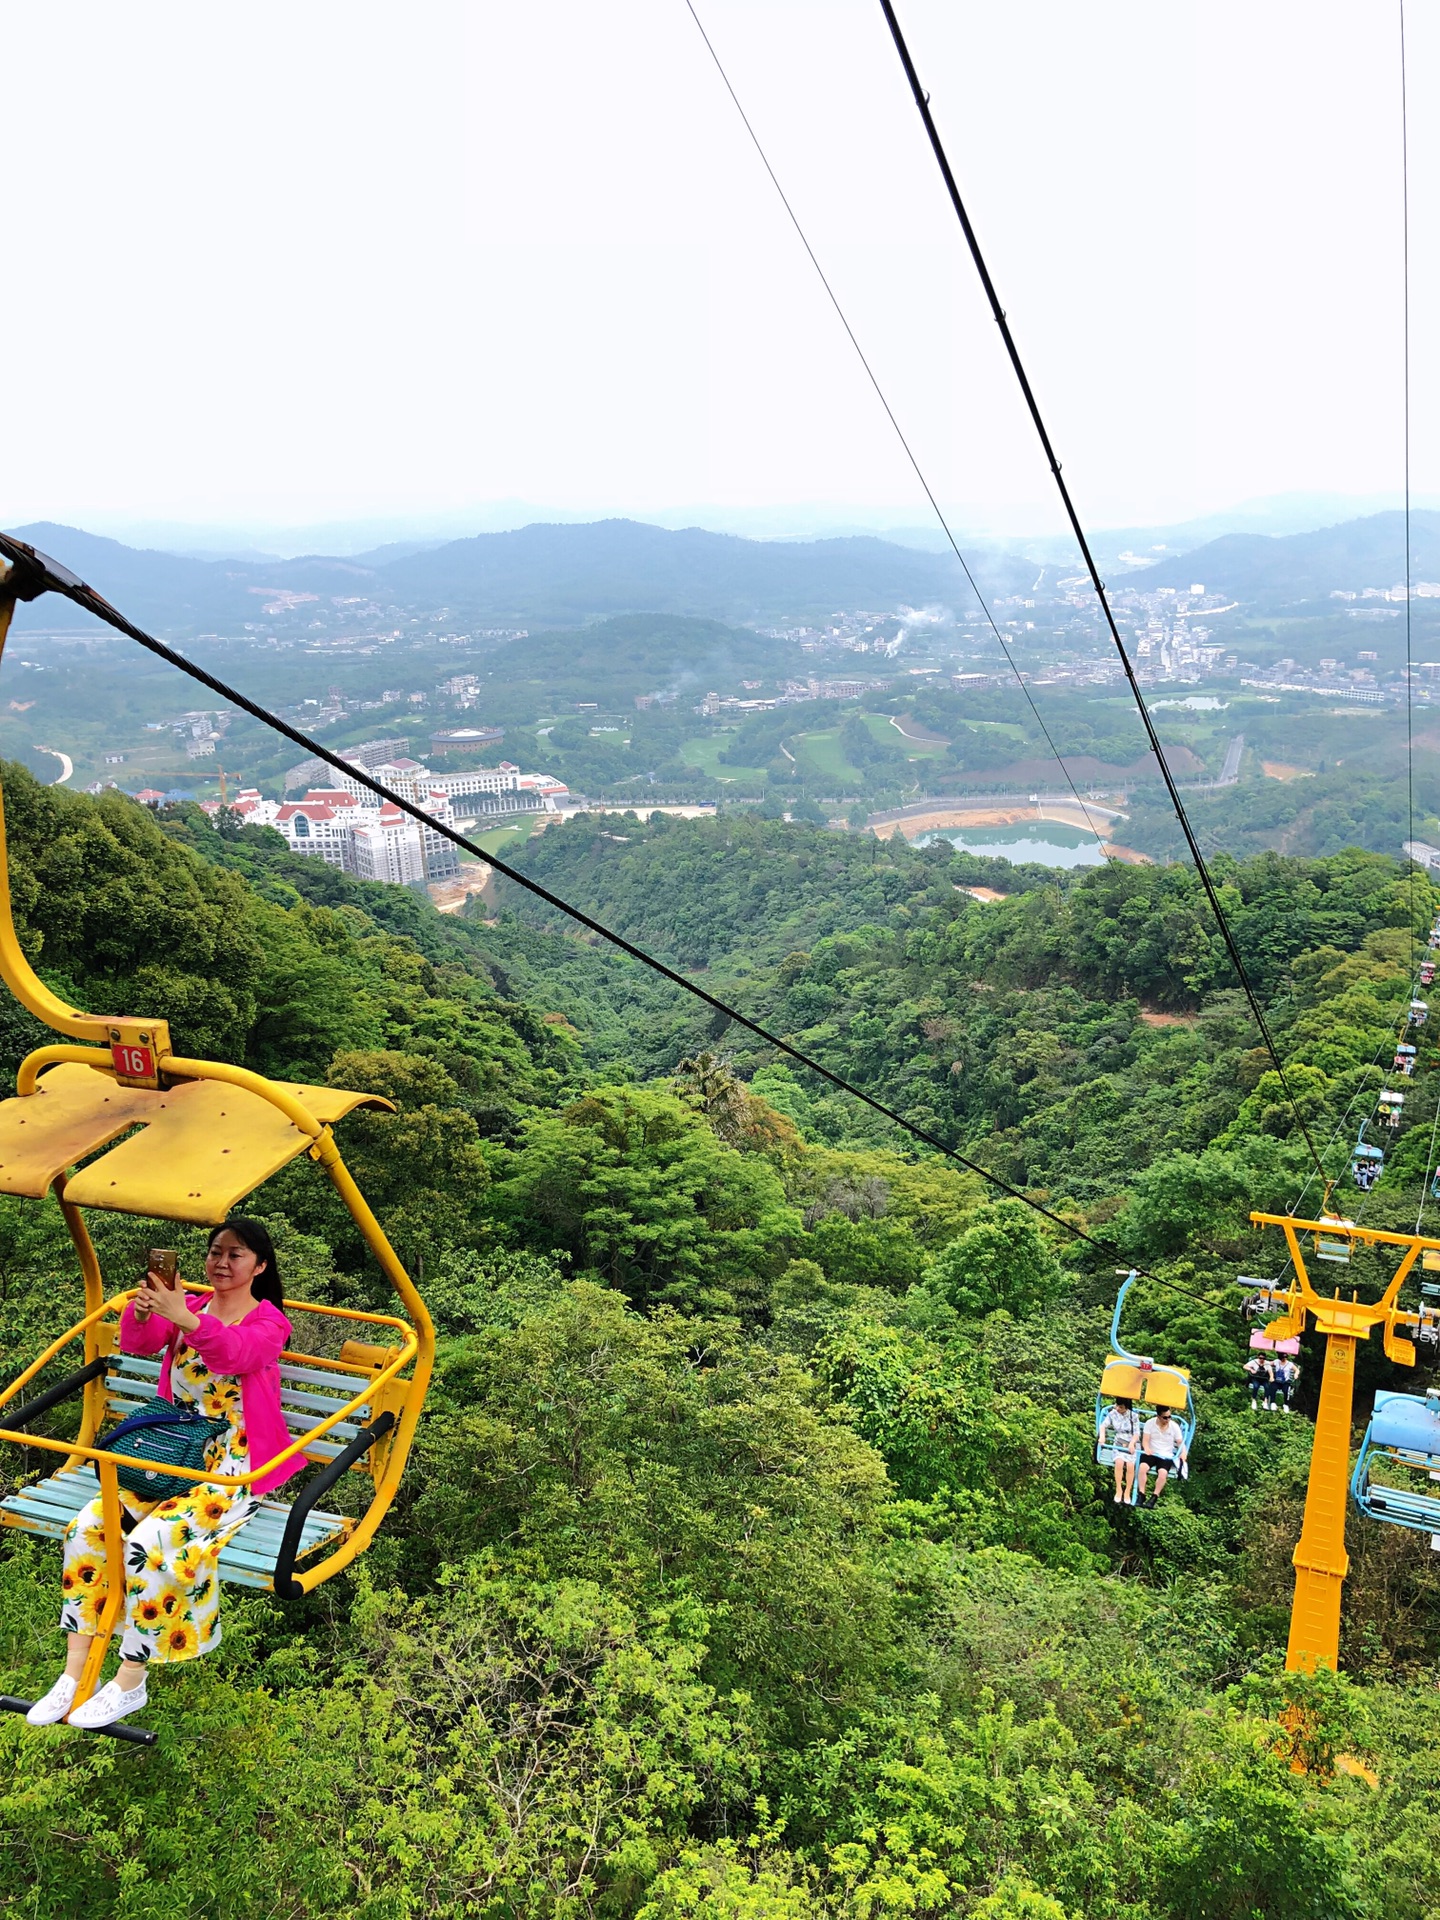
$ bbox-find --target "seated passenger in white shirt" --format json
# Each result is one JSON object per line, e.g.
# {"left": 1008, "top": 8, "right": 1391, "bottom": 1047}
{"left": 1137, "top": 1405, "right": 1187, "bottom": 1506}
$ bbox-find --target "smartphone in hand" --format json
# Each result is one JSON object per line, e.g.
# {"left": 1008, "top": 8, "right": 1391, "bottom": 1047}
{"left": 147, "top": 1249, "right": 179, "bottom": 1291}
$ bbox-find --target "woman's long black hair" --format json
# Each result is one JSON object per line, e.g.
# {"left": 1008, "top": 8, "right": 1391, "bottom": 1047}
{"left": 208, "top": 1218, "right": 283, "bottom": 1308}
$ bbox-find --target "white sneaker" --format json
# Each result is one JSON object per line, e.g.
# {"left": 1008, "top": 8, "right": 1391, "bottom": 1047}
{"left": 24, "top": 1674, "right": 77, "bottom": 1726}
{"left": 67, "top": 1677, "right": 147, "bottom": 1730}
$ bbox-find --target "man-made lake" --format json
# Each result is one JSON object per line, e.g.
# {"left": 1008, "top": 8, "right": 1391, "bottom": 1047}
{"left": 918, "top": 823, "right": 1107, "bottom": 868}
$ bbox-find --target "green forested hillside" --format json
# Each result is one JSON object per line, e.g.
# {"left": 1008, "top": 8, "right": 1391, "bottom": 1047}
{"left": 2, "top": 771, "right": 1439, "bottom": 1919}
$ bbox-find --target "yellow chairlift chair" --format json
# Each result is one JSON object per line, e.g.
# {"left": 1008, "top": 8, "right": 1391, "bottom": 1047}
{"left": 0, "top": 576, "right": 434, "bottom": 1744}
{"left": 1095, "top": 1271, "right": 1196, "bottom": 1503}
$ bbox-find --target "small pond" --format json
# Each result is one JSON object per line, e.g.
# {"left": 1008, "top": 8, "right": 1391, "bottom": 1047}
{"left": 918, "top": 822, "right": 1107, "bottom": 868}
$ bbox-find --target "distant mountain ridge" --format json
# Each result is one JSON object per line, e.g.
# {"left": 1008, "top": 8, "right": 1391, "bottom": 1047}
{"left": 377, "top": 519, "right": 1003, "bottom": 624}
{"left": 1120, "top": 510, "right": 1440, "bottom": 606}
{"left": 3, "top": 517, "right": 1025, "bottom": 637}
{"left": 11, "top": 510, "right": 1440, "bottom": 637}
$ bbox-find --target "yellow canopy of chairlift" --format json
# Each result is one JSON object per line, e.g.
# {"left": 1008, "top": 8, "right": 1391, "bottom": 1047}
{"left": 1099, "top": 1357, "right": 1191, "bottom": 1410}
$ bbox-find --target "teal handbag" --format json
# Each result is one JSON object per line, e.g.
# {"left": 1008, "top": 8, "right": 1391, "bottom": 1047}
{"left": 107, "top": 1405, "right": 230, "bottom": 1502}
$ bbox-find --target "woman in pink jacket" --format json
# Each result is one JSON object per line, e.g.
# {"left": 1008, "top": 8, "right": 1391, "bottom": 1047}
{"left": 27, "top": 1218, "right": 306, "bottom": 1732}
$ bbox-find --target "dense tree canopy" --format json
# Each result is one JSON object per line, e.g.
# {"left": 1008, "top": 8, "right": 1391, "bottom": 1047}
{"left": 0, "top": 768, "right": 1438, "bottom": 1918}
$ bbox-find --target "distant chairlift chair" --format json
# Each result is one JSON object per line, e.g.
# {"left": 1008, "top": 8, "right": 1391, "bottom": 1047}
{"left": 1095, "top": 1270, "right": 1196, "bottom": 1505}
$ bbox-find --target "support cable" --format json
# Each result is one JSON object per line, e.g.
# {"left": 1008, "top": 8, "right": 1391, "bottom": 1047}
{"left": 1329, "top": 2, "right": 1428, "bottom": 1237}
{"left": 680, "top": 0, "right": 1118, "bottom": 863}
{"left": 1401, "top": 0, "right": 1417, "bottom": 979}
{"left": 1417, "top": 1082, "right": 1440, "bottom": 1236}
{"left": 0, "top": 531, "right": 1212, "bottom": 1308}
{"left": 1400, "top": 0, "right": 1430, "bottom": 1234}
{"left": 874, "top": 0, "right": 1330, "bottom": 1190}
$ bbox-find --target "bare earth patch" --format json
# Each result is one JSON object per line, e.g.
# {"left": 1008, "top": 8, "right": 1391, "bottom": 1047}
{"left": 1262, "top": 761, "right": 1313, "bottom": 781}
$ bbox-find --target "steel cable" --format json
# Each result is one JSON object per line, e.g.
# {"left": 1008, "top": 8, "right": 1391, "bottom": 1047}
{"left": 874, "top": 0, "right": 1330, "bottom": 1190}
{"left": 680, "top": 0, "right": 1121, "bottom": 866}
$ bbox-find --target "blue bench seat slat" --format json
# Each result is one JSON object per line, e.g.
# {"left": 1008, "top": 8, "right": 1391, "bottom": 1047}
{"left": 105, "top": 1393, "right": 354, "bottom": 1448}
{"left": 108, "top": 1367, "right": 364, "bottom": 1424}
{"left": 5, "top": 1468, "right": 343, "bottom": 1537}
{"left": 110, "top": 1354, "right": 368, "bottom": 1399}
{"left": 3, "top": 1490, "right": 85, "bottom": 1530}
{"left": 279, "top": 1362, "right": 381, "bottom": 1391}
{"left": 0, "top": 1469, "right": 348, "bottom": 1590}
{"left": 3, "top": 1491, "right": 335, "bottom": 1551}
{"left": 1365, "top": 1484, "right": 1440, "bottom": 1525}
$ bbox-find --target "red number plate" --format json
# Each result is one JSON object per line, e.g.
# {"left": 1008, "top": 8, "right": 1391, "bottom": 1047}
{"left": 111, "top": 1043, "right": 155, "bottom": 1080}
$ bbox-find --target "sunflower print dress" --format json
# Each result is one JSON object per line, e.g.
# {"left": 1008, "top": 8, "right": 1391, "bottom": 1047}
{"left": 59, "top": 1335, "right": 260, "bottom": 1665}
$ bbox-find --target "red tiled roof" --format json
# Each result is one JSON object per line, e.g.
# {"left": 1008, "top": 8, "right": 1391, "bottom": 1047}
{"left": 277, "top": 801, "right": 337, "bottom": 824}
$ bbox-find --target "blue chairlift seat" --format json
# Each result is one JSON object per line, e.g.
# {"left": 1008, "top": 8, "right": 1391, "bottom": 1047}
{"left": 0, "top": 1348, "right": 371, "bottom": 1589}
{"left": 1351, "top": 1391, "right": 1440, "bottom": 1537}
{"left": 1351, "top": 1141, "right": 1384, "bottom": 1191}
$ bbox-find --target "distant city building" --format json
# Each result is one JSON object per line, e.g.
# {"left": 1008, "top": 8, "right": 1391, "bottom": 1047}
{"left": 330, "top": 756, "right": 568, "bottom": 821}
{"left": 224, "top": 787, "right": 280, "bottom": 827}
{"left": 285, "top": 737, "right": 409, "bottom": 793}
{"left": 430, "top": 725, "right": 504, "bottom": 757}
{"left": 413, "top": 787, "right": 460, "bottom": 882}
{"left": 351, "top": 804, "right": 427, "bottom": 885}
{"left": 265, "top": 752, "right": 565, "bottom": 887}
{"left": 274, "top": 792, "right": 359, "bottom": 869}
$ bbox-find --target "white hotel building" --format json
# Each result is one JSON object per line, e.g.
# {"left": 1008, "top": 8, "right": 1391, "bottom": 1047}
{"left": 233, "top": 753, "right": 570, "bottom": 888}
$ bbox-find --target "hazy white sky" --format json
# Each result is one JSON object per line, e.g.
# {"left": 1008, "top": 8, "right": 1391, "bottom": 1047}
{"left": 4, "top": 0, "right": 1435, "bottom": 540}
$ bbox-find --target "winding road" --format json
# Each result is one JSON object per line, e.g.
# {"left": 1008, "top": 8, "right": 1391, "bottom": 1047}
{"left": 33, "top": 746, "right": 72, "bottom": 786}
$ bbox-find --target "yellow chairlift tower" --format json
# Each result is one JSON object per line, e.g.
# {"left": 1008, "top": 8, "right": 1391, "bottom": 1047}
{"left": 1249, "top": 1209, "right": 1433, "bottom": 1671}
